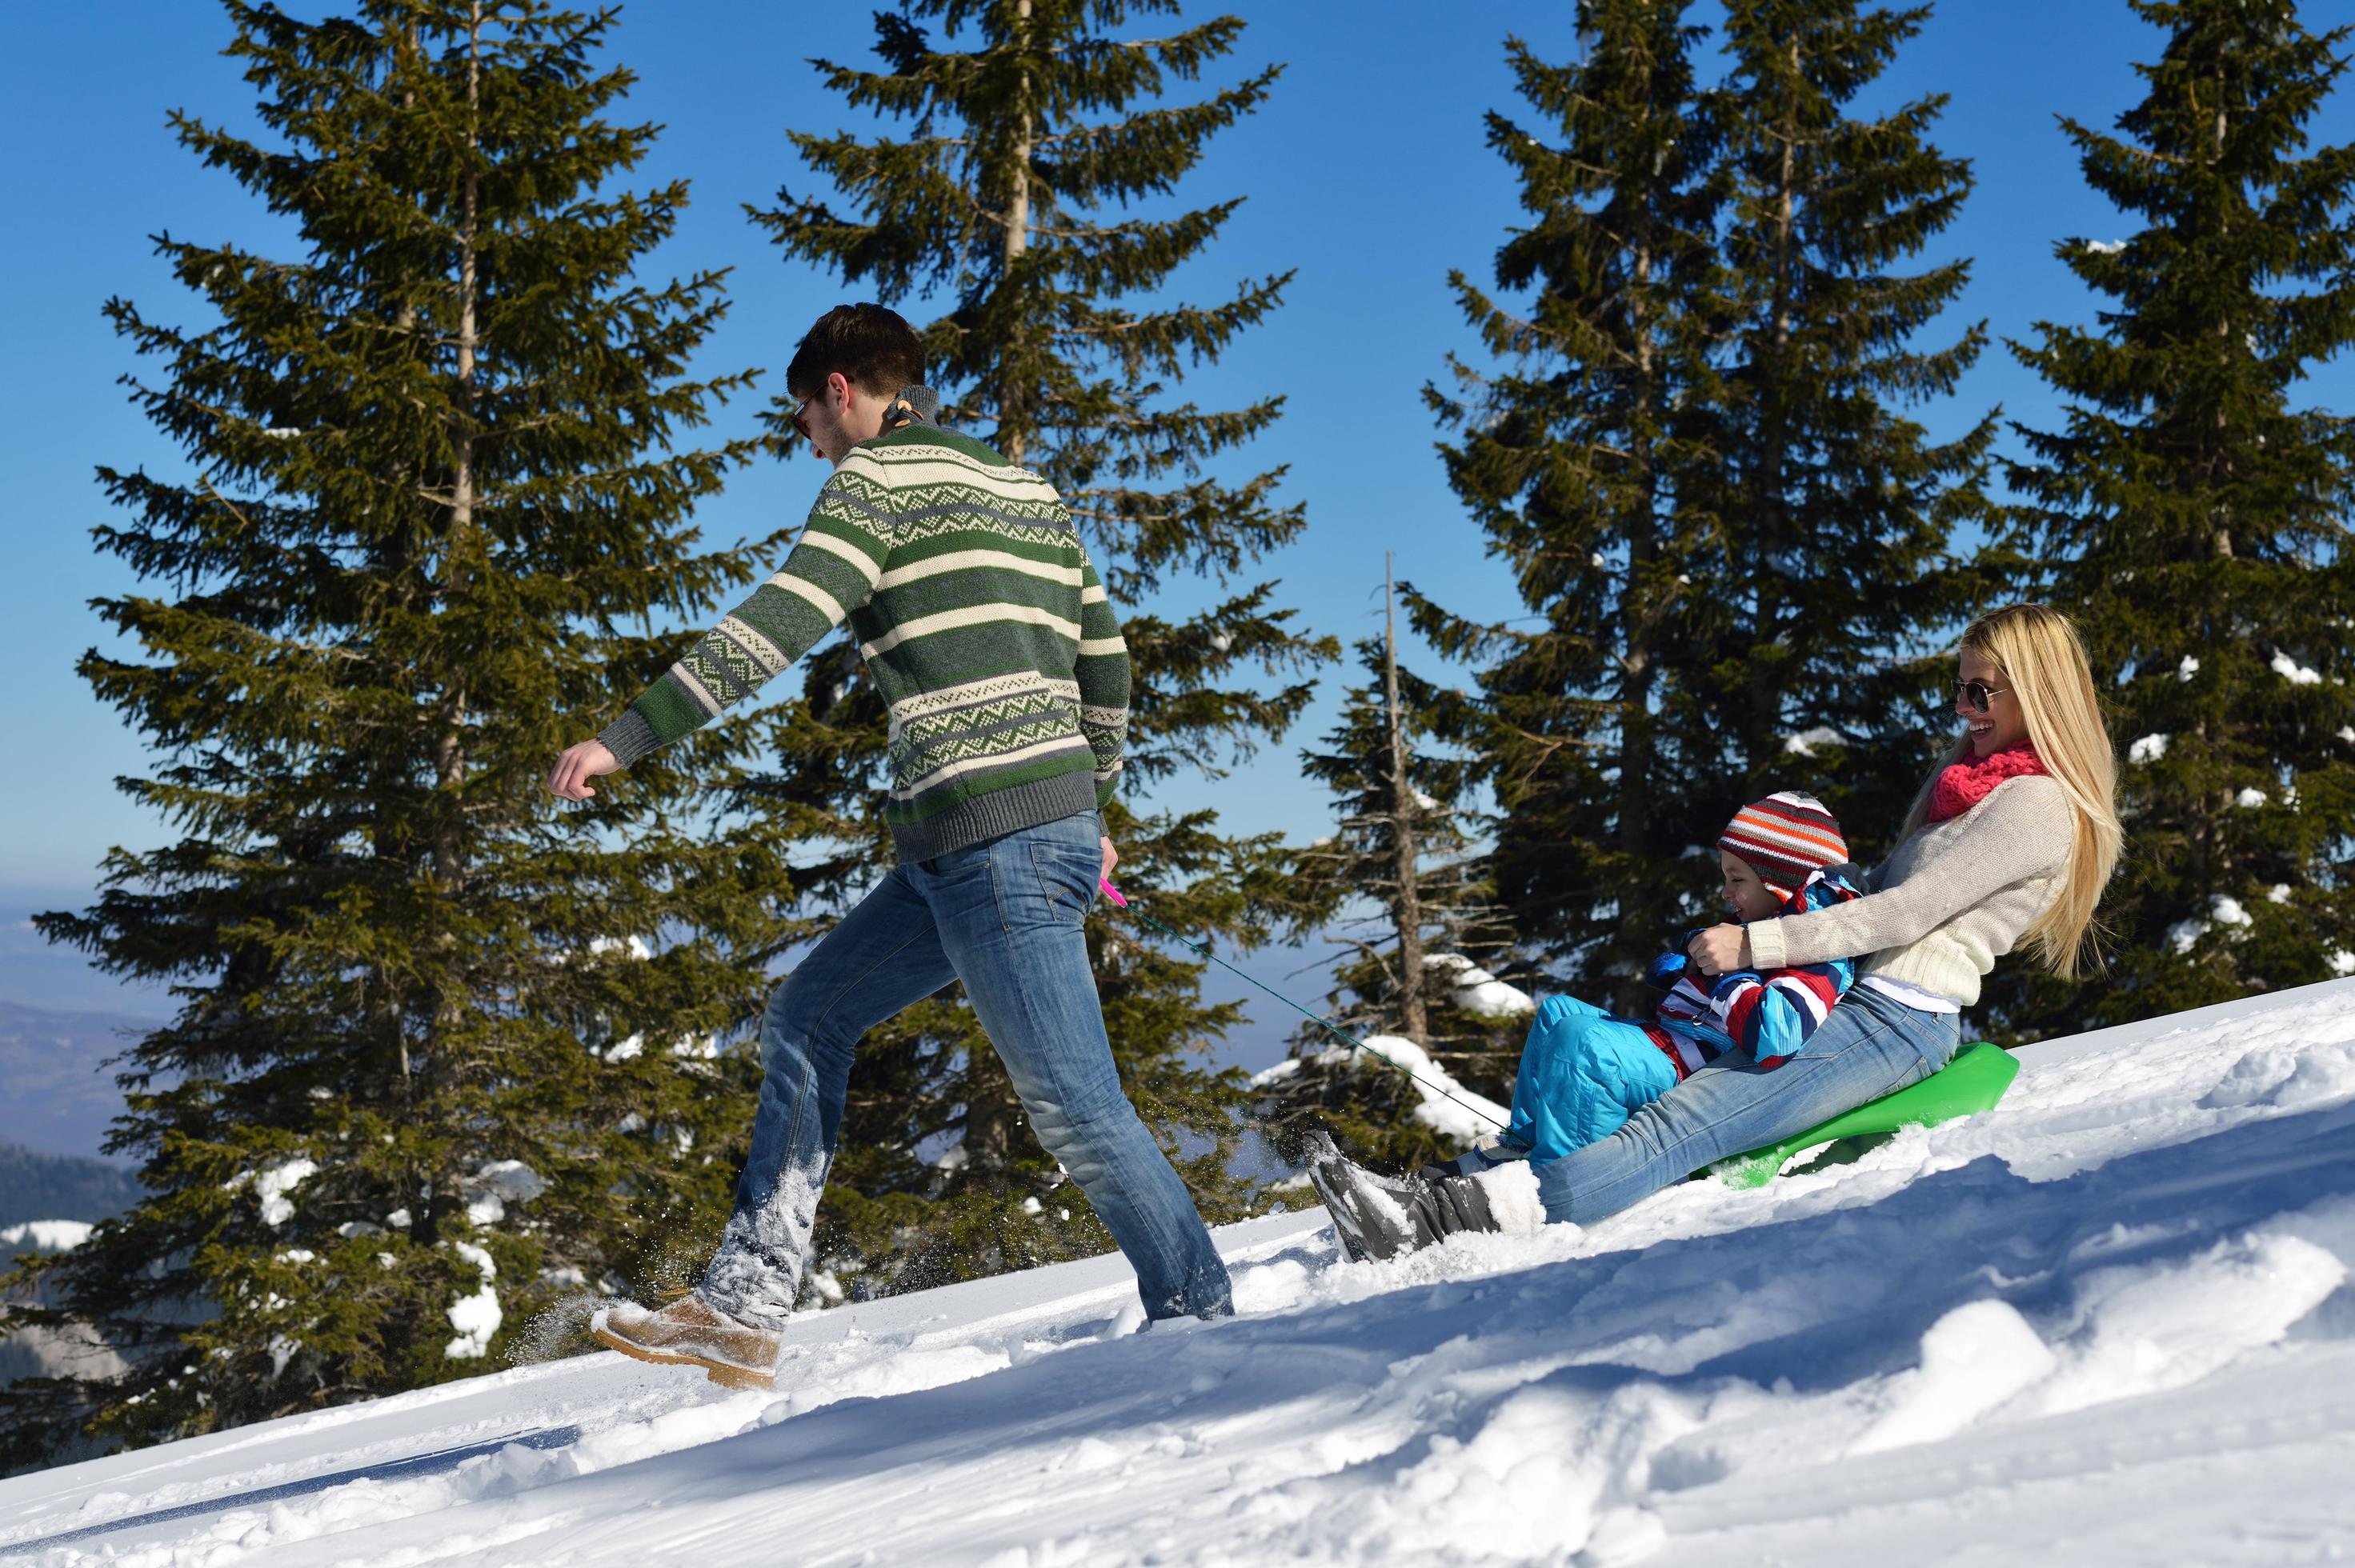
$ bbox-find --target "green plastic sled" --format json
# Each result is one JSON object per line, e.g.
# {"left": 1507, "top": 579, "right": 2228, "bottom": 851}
{"left": 1708, "top": 1040, "right": 2020, "bottom": 1189}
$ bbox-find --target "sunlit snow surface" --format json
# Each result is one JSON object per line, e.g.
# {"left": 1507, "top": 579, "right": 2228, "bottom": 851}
{"left": 7, "top": 980, "right": 2355, "bottom": 1566}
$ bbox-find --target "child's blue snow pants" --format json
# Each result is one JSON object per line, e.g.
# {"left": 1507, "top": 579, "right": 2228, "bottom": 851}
{"left": 1506, "top": 995, "right": 1720, "bottom": 1166}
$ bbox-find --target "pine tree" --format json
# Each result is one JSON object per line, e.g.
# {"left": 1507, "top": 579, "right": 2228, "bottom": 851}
{"left": 3, "top": 0, "right": 797, "bottom": 1462}
{"left": 1256, "top": 561, "right": 1527, "bottom": 1174}
{"left": 1996, "top": 0, "right": 2355, "bottom": 1034}
{"left": 741, "top": 0, "right": 1333, "bottom": 1298}
{"left": 1691, "top": 0, "right": 1993, "bottom": 845}
{"left": 1412, "top": 3, "right": 1732, "bottom": 1014}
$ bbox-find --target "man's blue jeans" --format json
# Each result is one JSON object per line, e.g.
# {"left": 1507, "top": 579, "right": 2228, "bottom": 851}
{"left": 1535, "top": 982, "right": 1963, "bottom": 1225}
{"left": 697, "top": 808, "right": 1233, "bottom": 1330}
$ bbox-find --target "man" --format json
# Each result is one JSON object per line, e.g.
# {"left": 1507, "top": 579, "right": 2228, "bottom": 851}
{"left": 549, "top": 304, "right": 1232, "bottom": 1389}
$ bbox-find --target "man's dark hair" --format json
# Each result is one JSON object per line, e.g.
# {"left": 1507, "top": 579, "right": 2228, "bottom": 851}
{"left": 786, "top": 303, "right": 926, "bottom": 400}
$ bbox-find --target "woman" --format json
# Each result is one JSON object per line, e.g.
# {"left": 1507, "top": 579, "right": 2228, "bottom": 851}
{"left": 1309, "top": 602, "right": 2123, "bottom": 1259}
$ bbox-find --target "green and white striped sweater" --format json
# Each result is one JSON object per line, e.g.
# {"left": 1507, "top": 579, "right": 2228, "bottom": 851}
{"left": 598, "top": 419, "right": 1127, "bottom": 861}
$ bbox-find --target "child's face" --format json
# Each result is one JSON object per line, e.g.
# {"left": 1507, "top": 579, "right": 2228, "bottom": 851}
{"left": 1718, "top": 850, "right": 1784, "bottom": 923}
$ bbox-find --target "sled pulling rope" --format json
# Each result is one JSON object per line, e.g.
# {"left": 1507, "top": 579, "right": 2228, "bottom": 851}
{"left": 1099, "top": 878, "right": 1511, "bottom": 1133}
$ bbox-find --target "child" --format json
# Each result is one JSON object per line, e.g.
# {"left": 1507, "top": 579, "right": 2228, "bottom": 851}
{"left": 1401, "top": 793, "right": 1863, "bottom": 1194}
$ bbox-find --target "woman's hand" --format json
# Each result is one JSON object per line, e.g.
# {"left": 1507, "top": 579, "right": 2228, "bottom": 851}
{"left": 1688, "top": 922, "right": 1752, "bottom": 978}
{"left": 547, "top": 738, "right": 619, "bottom": 801}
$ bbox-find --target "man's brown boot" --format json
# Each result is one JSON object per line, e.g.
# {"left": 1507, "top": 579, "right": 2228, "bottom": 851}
{"left": 591, "top": 1294, "right": 781, "bottom": 1390}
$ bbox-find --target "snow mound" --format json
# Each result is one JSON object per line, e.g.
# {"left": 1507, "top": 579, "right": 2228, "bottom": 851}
{"left": 219, "top": 1157, "right": 318, "bottom": 1228}
{"left": 2272, "top": 650, "right": 2324, "bottom": 686}
{"left": 462, "top": 1161, "right": 548, "bottom": 1226}
{"left": 6, "top": 979, "right": 2355, "bottom": 1566}
{"left": 440, "top": 1243, "right": 503, "bottom": 1361}
{"left": 1, "top": 1222, "right": 95, "bottom": 1254}
{"left": 1357, "top": 1033, "right": 1512, "bottom": 1140}
{"left": 1256, "top": 1029, "right": 1512, "bottom": 1145}
{"left": 1424, "top": 951, "right": 1536, "bottom": 1018}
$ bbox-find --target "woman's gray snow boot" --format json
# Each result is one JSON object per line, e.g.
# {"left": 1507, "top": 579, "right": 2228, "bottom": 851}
{"left": 1304, "top": 1133, "right": 1501, "bottom": 1263}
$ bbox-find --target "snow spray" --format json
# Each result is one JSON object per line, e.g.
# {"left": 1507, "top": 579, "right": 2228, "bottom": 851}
{"left": 1099, "top": 879, "right": 1509, "bottom": 1132}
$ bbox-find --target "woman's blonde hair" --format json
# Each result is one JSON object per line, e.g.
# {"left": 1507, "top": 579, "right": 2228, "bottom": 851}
{"left": 1900, "top": 602, "right": 2122, "bottom": 978}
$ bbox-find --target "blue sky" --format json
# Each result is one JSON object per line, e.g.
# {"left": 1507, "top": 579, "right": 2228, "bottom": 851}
{"left": 2, "top": 1, "right": 2348, "bottom": 1047}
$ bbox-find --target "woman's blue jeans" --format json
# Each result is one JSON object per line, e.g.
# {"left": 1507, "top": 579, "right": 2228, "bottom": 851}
{"left": 696, "top": 808, "right": 1232, "bottom": 1330}
{"left": 1535, "top": 982, "right": 1963, "bottom": 1225}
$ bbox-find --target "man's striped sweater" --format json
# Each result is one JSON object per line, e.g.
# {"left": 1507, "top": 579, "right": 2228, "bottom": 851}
{"left": 597, "top": 418, "right": 1127, "bottom": 862}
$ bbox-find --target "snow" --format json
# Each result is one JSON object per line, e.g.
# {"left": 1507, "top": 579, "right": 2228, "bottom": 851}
{"left": 2083, "top": 238, "right": 2128, "bottom": 254}
{"left": 2178, "top": 654, "right": 2199, "bottom": 682}
{"left": 2272, "top": 650, "right": 2323, "bottom": 686}
{"left": 587, "top": 936, "right": 653, "bottom": 962}
{"left": 2237, "top": 786, "right": 2269, "bottom": 808}
{"left": 470, "top": 1162, "right": 546, "bottom": 1206}
{"left": 462, "top": 1162, "right": 547, "bottom": 1228}
{"left": 6, "top": 980, "right": 2355, "bottom": 1566}
{"left": 2169, "top": 893, "right": 2253, "bottom": 954}
{"left": 444, "top": 1243, "right": 501, "bottom": 1362}
{"left": 1424, "top": 952, "right": 1537, "bottom": 1018}
{"left": 1781, "top": 726, "right": 1843, "bottom": 758}
{"left": 0, "top": 1222, "right": 94, "bottom": 1254}
{"left": 1356, "top": 1032, "right": 1512, "bottom": 1141}
{"left": 228, "top": 1157, "right": 318, "bottom": 1228}
{"left": 1252, "top": 1026, "right": 1512, "bottom": 1143}
{"left": 2126, "top": 732, "right": 2168, "bottom": 765}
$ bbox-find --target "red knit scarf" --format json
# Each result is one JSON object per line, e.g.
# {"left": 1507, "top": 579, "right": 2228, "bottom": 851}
{"left": 1928, "top": 743, "right": 2046, "bottom": 822}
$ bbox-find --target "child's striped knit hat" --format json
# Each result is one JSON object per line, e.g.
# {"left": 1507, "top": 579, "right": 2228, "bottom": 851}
{"left": 1718, "top": 791, "right": 1848, "bottom": 892}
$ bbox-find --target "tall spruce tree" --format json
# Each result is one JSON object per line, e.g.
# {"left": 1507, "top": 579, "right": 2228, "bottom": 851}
{"left": 742, "top": 0, "right": 1332, "bottom": 1298}
{"left": 1256, "top": 563, "right": 1526, "bottom": 1174}
{"left": 1413, "top": 2, "right": 1732, "bottom": 1014}
{"left": 1692, "top": 0, "right": 1993, "bottom": 845}
{"left": 1997, "top": 0, "right": 2355, "bottom": 1034}
{"left": 2, "top": 1, "right": 798, "bottom": 1462}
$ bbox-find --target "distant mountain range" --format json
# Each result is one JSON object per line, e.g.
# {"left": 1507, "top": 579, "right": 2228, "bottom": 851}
{"left": 0, "top": 999, "right": 156, "bottom": 1163}
{"left": 0, "top": 1143, "right": 142, "bottom": 1230}
{"left": 0, "top": 1144, "right": 138, "bottom": 1426}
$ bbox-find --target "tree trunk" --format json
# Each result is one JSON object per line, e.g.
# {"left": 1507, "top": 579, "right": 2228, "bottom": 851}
{"left": 1748, "top": 39, "right": 1800, "bottom": 780}
{"left": 1620, "top": 229, "right": 1659, "bottom": 886}
{"left": 998, "top": 0, "right": 1033, "bottom": 466}
{"left": 958, "top": 0, "right": 1040, "bottom": 1181}
{"left": 1384, "top": 554, "right": 1428, "bottom": 1044}
{"left": 417, "top": 6, "right": 486, "bottom": 1246}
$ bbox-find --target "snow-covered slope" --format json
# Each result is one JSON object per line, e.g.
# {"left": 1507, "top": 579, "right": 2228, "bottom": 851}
{"left": 6, "top": 979, "right": 2355, "bottom": 1566}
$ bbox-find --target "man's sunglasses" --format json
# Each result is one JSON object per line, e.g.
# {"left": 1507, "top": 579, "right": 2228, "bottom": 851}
{"left": 1952, "top": 679, "right": 2010, "bottom": 714}
{"left": 790, "top": 392, "right": 819, "bottom": 446}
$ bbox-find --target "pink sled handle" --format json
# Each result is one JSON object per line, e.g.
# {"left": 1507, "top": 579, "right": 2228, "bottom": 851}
{"left": 1098, "top": 878, "right": 1129, "bottom": 908}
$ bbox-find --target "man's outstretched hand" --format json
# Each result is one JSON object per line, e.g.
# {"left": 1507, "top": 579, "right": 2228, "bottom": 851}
{"left": 547, "top": 739, "right": 619, "bottom": 801}
{"left": 1099, "top": 834, "right": 1118, "bottom": 887}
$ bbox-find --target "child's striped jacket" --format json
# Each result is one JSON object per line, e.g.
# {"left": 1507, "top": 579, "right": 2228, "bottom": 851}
{"left": 1653, "top": 869, "right": 1863, "bottom": 1071}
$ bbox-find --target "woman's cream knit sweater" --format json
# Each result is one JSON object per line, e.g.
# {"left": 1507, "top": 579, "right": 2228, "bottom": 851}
{"left": 1745, "top": 775, "right": 2075, "bottom": 1006}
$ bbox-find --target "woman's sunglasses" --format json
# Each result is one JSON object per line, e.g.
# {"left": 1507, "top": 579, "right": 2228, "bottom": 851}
{"left": 1952, "top": 679, "right": 2010, "bottom": 714}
